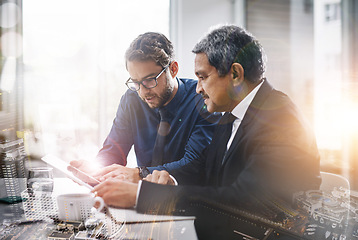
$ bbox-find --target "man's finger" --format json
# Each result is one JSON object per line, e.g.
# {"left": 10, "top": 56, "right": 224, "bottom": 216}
{"left": 100, "top": 172, "right": 115, "bottom": 181}
{"left": 93, "top": 167, "right": 114, "bottom": 177}
{"left": 150, "top": 172, "right": 160, "bottom": 183}
{"left": 158, "top": 172, "right": 170, "bottom": 184}
{"left": 116, "top": 174, "right": 126, "bottom": 181}
{"left": 93, "top": 164, "right": 122, "bottom": 177}
{"left": 144, "top": 174, "right": 152, "bottom": 182}
{"left": 92, "top": 180, "right": 112, "bottom": 196}
{"left": 67, "top": 165, "right": 79, "bottom": 175}
{"left": 151, "top": 170, "right": 160, "bottom": 178}
{"left": 69, "top": 160, "right": 83, "bottom": 168}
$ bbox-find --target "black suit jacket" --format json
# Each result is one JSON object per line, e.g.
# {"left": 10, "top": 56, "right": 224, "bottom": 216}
{"left": 137, "top": 80, "right": 321, "bottom": 216}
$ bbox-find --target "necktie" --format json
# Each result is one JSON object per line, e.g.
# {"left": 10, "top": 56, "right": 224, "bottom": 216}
{"left": 151, "top": 108, "right": 171, "bottom": 167}
{"left": 216, "top": 112, "right": 237, "bottom": 164}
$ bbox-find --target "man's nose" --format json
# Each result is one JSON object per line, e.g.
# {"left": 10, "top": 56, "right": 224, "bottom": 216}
{"left": 196, "top": 80, "right": 203, "bottom": 94}
{"left": 139, "top": 85, "right": 151, "bottom": 94}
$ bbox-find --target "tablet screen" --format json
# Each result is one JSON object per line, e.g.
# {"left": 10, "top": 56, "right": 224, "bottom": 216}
{"left": 41, "top": 154, "right": 100, "bottom": 190}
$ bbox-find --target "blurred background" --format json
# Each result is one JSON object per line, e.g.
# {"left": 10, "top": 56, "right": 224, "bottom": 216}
{"left": 1, "top": 0, "right": 357, "bottom": 188}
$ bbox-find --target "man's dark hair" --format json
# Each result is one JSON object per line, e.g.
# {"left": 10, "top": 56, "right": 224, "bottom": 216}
{"left": 125, "top": 32, "right": 174, "bottom": 68}
{"left": 192, "top": 25, "right": 266, "bottom": 83}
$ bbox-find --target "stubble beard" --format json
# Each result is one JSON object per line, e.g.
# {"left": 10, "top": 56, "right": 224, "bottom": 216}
{"left": 140, "top": 79, "right": 174, "bottom": 109}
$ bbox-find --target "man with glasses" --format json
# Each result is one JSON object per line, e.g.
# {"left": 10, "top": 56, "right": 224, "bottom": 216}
{"left": 71, "top": 32, "right": 220, "bottom": 183}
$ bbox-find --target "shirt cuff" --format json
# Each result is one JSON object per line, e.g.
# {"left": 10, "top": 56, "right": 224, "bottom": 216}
{"left": 135, "top": 180, "right": 143, "bottom": 207}
{"left": 170, "top": 175, "right": 178, "bottom": 186}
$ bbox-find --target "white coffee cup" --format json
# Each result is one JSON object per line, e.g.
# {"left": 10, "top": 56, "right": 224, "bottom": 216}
{"left": 57, "top": 193, "right": 105, "bottom": 222}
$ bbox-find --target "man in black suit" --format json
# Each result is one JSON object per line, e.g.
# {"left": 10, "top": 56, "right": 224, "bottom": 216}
{"left": 93, "top": 24, "right": 321, "bottom": 224}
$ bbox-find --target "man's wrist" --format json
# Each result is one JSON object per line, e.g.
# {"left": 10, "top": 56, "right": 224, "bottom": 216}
{"left": 137, "top": 166, "right": 150, "bottom": 179}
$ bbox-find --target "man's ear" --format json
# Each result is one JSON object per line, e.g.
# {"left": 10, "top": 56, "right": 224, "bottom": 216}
{"left": 231, "top": 63, "right": 244, "bottom": 86}
{"left": 169, "top": 61, "right": 179, "bottom": 78}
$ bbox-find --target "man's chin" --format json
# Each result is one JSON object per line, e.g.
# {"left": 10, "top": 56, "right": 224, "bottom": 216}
{"left": 146, "top": 101, "right": 161, "bottom": 109}
{"left": 205, "top": 104, "right": 215, "bottom": 113}
{"left": 202, "top": 99, "right": 211, "bottom": 111}
{"left": 140, "top": 97, "right": 159, "bottom": 108}
{"left": 205, "top": 103, "right": 221, "bottom": 113}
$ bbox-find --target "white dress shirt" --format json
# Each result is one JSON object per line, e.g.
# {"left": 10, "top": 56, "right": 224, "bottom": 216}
{"left": 227, "top": 80, "right": 264, "bottom": 150}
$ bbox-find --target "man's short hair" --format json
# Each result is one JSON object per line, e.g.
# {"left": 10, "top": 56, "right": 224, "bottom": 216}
{"left": 125, "top": 32, "right": 174, "bottom": 68}
{"left": 192, "top": 25, "right": 267, "bottom": 83}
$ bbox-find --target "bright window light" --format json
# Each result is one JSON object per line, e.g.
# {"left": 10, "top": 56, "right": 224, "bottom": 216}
{"left": 22, "top": 0, "right": 169, "bottom": 163}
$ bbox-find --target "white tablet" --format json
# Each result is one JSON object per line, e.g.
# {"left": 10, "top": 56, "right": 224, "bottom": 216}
{"left": 41, "top": 154, "right": 101, "bottom": 191}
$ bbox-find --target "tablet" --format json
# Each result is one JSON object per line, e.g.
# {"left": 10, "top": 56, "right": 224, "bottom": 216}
{"left": 41, "top": 154, "right": 101, "bottom": 190}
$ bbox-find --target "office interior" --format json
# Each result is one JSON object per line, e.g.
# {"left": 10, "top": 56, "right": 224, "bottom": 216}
{"left": 0, "top": 0, "right": 357, "bottom": 188}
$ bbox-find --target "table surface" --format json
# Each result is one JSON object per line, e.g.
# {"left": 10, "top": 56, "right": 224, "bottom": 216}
{"left": 0, "top": 177, "right": 197, "bottom": 240}
{"left": 6, "top": 159, "right": 358, "bottom": 239}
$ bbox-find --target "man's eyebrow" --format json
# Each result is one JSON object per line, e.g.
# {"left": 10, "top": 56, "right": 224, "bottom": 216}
{"left": 195, "top": 70, "right": 205, "bottom": 76}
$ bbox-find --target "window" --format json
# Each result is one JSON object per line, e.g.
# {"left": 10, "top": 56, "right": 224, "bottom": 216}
{"left": 22, "top": 0, "right": 169, "bottom": 164}
{"left": 325, "top": 2, "right": 341, "bottom": 22}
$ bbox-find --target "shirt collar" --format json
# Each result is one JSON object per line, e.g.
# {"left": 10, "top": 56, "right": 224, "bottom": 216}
{"left": 231, "top": 79, "right": 265, "bottom": 120}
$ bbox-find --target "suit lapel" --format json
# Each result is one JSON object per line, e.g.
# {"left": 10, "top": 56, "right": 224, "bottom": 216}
{"left": 221, "top": 80, "right": 273, "bottom": 167}
{"left": 206, "top": 116, "right": 232, "bottom": 185}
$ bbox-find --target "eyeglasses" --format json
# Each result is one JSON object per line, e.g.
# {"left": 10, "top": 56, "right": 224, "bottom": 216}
{"left": 125, "top": 64, "right": 170, "bottom": 91}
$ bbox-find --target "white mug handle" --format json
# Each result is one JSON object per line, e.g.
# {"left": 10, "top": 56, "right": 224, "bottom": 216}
{"left": 93, "top": 196, "right": 105, "bottom": 212}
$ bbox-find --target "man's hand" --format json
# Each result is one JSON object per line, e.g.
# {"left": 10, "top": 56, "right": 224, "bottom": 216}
{"left": 69, "top": 160, "right": 101, "bottom": 186}
{"left": 69, "top": 159, "right": 99, "bottom": 174}
{"left": 92, "top": 179, "right": 138, "bottom": 208}
{"left": 144, "top": 170, "right": 175, "bottom": 185}
{"left": 93, "top": 164, "right": 141, "bottom": 184}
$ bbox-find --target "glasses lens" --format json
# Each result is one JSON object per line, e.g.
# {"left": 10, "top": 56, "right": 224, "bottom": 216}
{"left": 126, "top": 81, "right": 139, "bottom": 91}
{"left": 142, "top": 79, "right": 157, "bottom": 89}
